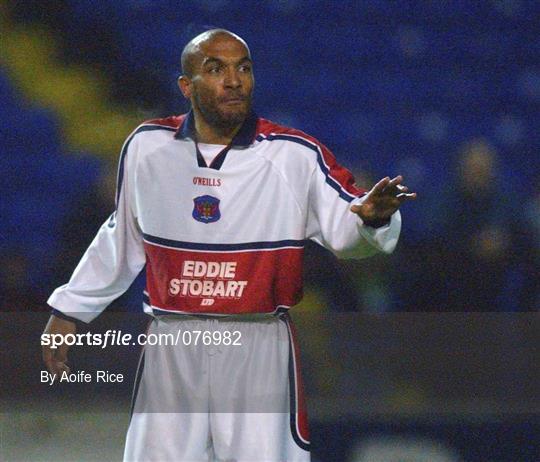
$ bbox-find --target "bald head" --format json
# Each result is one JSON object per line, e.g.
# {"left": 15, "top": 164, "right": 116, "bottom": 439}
{"left": 181, "top": 29, "right": 251, "bottom": 78}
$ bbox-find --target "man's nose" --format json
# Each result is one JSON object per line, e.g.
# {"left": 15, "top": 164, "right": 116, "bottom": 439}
{"left": 224, "top": 67, "right": 241, "bottom": 88}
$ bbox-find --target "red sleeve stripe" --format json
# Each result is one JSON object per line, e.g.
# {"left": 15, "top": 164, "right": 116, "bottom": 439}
{"left": 255, "top": 119, "right": 365, "bottom": 200}
{"left": 142, "top": 115, "right": 184, "bottom": 130}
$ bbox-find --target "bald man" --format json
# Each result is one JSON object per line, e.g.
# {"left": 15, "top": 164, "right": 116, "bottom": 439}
{"left": 43, "top": 29, "right": 415, "bottom": 461}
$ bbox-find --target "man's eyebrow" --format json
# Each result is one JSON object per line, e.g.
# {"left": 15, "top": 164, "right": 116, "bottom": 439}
{"left": 202, "top": 56, "right": 252, "bottom": 66}
{"left": 202, "top": 57, "right": 223, "bottom": 66}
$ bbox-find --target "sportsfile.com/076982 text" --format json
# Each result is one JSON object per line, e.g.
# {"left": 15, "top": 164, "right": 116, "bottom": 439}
{"left": 40, "top": 329, "right": 242, "bottom": 349}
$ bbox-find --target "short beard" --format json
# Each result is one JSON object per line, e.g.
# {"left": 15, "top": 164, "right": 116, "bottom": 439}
{"left": 193, "top": 92, "right": 251, "bottom": 134}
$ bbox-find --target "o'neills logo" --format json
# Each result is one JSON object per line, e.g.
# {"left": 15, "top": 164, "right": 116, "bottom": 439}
{"left": 193, "top": 177, "right": 222, "bottom": 186}
{"left": 168, "top": 261, "right": 248, "bottom": 303}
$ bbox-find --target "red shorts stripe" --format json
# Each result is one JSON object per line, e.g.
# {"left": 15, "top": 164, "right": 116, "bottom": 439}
{"left": 283, "top": 314, "right": 310, "bottom": 449}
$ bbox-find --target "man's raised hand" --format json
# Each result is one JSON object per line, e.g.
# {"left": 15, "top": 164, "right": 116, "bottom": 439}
{"left": 350, "top": 175, "right": 416, "bottom": 226}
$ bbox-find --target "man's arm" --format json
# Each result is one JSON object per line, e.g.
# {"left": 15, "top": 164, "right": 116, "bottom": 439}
{"left": 47, "top": 130, "right": 146, "bottom": 323}
{"left": 42, "top": 128, "right": 146, "bottom": 371}
{"left": 306, "top": 145, "right": 415, "bottom": 258}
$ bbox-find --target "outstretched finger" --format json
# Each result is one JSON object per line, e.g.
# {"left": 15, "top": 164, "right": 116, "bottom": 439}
{"left": 397, "top": 192, "right": 417, "bottom": 201}
{"left": 396, "top": 185, "right": 409, "bottom": 193}
{"left": 385, "top": 175, "right": 403, "bottom": 190}
{"left": 372, "top": 176, "right": 390, "bottom": 194}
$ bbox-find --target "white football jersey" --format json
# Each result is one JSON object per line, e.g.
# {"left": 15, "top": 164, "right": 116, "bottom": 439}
{"left": 48, "top": 111, "right": 401, "bottom": 322}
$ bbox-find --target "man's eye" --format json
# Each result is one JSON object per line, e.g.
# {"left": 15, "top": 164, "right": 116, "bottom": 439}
{"left": 239, "top": 65, "right": 252, "bottom": 73}
{"left": 209, "top": 67, "right": 221, "bottom": 74}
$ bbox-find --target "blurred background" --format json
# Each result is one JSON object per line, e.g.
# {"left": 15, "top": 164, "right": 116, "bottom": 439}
{"left": 0, "top": 1, "right": 538, "bottom": 461}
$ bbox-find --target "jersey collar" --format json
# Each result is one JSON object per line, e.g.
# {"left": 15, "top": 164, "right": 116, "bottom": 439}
{"left": 175, "top": 109, "right": 259, "bottom": 147}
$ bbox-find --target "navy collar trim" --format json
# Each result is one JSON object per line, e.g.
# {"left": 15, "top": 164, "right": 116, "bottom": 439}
{"left": 174, "top": 110, "right": 258, "bottom": 147}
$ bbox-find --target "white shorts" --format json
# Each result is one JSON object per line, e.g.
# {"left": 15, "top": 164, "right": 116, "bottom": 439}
{"left": 123, "top": 313, "right": 311, "bottom": 462}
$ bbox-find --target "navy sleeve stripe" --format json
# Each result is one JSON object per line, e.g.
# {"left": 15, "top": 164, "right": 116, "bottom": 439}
{"left": 256, "top": 133, "right": 358, "bottom": 203}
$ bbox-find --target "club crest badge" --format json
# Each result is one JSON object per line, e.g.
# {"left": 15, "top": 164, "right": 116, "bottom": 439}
{"left": 192, "top": 195, "right": 221, "bottom": 223}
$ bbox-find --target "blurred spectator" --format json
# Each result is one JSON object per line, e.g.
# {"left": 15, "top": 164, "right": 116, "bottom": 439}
{"left": 444, "top": 139, "right": 525, "bottom": 311}
{"left": 395, "top": 139, "right": 528, "bottom": 311}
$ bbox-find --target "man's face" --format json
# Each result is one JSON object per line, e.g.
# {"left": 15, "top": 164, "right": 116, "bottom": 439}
{"left": 187, "top": 35, "right": 254, "bottom": 131}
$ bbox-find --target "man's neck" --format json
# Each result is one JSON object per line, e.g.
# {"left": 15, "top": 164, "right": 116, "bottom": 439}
{"left": 193, "top": 112, "right": 243, "bottom": 145}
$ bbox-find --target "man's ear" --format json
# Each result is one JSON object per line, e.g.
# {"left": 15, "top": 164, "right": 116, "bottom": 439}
{"left": 178, "top": 75, "right": 192, "bottom": 99}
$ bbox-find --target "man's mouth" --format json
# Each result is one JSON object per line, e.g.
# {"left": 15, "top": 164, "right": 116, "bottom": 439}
{"left": 221, "top": 95, "right": 246, "bottom": 105}
{"left": 222, "top": 99, "right": 244, "bottom": 105}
